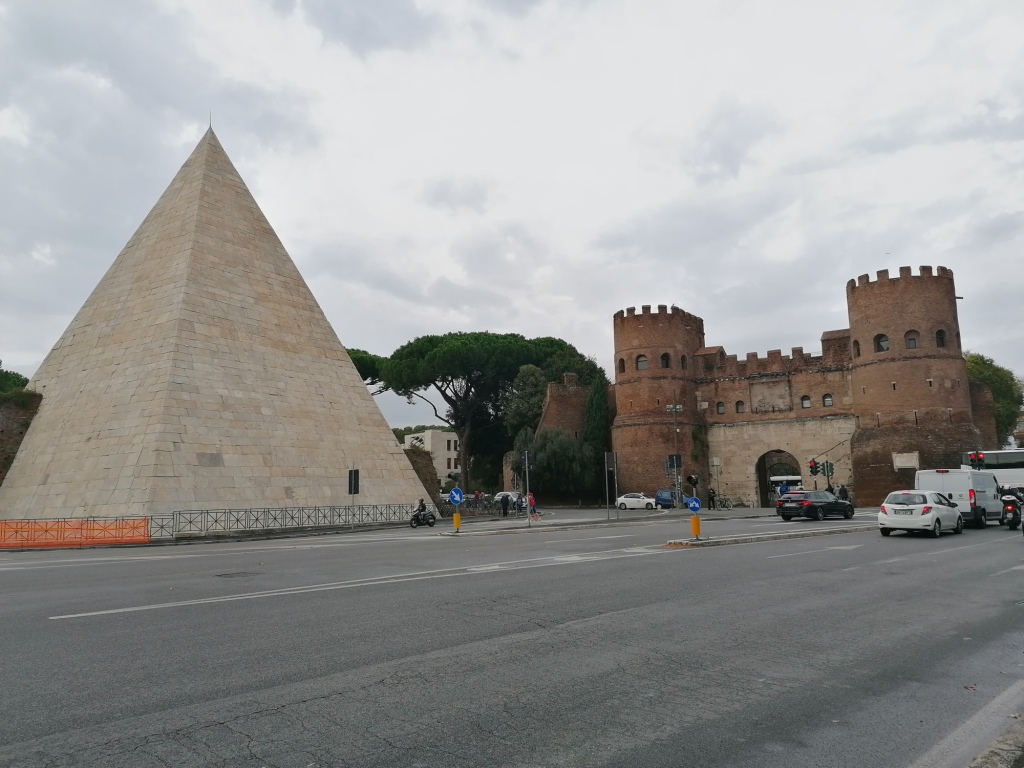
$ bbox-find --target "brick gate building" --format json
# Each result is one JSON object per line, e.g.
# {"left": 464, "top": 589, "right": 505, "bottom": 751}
{"left": 608, "top": 266, "right": 996, "bottom": 507}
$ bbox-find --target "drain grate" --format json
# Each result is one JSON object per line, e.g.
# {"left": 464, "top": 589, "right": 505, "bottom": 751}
{"left": 215, "top": 572, "right": 260, "bottom": 578}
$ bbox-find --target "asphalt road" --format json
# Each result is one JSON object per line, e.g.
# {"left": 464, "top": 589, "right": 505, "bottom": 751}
{"left": 2, "top": 515, "right": 1023, "bottom": 767}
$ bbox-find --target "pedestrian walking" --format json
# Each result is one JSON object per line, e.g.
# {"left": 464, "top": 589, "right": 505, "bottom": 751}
{"left": 707, "top": 487, "right": 717, "bottom": 510}
{"left": 528, "top": 492, "right": 536, "bottom": 516}
{"left": 516, "top": 494, "right": 524, "bottom": 516}
{"left": 838, "top": 484, "right": 849, "bottom": 501}
{"left": 779, "top": 481, "right": 790, "bottom": 497}
{"left": 501, "top": 493, "right": 510, "bottom": 517}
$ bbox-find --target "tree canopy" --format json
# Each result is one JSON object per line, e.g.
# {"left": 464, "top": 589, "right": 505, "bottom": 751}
{"left": 356, "top": 333, "right": 603, "bottom": 491}
{"left": 965, "top": 352, "right": 1023, "bottom": 445}
{"left": 0, "top": 361, "right": 28, "bottom": 393}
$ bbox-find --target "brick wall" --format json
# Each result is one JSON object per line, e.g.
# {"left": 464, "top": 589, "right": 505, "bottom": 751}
{"left": 850, "top": 422, "right": 983, "bottom": 506}
{"left": 968, "top": 381, "right": 998, "bottom": 449}
{"left": 536, "top": 373, "right": 589, "bottom": 441}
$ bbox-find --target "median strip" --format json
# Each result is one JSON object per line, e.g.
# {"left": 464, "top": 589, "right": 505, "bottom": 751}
{"left": 667, "top": 523, "right": 877, "bottom": 547}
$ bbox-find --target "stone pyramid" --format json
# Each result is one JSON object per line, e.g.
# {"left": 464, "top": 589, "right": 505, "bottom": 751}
{"left": 0, "top": 129, "right": 426, "bottom": 519}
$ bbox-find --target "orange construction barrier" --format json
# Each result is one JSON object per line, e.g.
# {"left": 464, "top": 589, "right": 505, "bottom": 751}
{"left": 0, "top": 517, "right": 150, "bottom": 549}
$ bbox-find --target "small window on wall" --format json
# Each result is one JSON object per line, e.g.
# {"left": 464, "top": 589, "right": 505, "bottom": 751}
{"left": 617, "top": 358, "right": 625, "bottom": 374}
{"left": 935, "top": 329, "right": 947, "bottom": 348}
{"left": 904, "top": 331, "right": 919, "bottom": 349}
{"left": 735, "top": 401, "right": 745, "bottom": 413}
{"left": 636, "top": 355, "right": 648, "bottom": 370}
{"left": 681, "top": 355, "right": 687, "bottom": 370}
{"left": 823, "top": 394, "right": 834, "bottom": 407}
{"left": 801, "top": 395, "right": 811, "bottom": 409}
{"left": 660, "top": 353, "right": 671, "bottom": 369}
{"left": 874, "top": 334, "right": 890, "bottom": 352}
{"left": 852, "top": 340, "right": 861, "bottom": 358}
{"left": 716, "top": 402, "right": 725, "bottom": 414}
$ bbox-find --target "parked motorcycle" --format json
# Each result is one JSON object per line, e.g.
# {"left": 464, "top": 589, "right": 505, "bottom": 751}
{"left": 410, "top": 505, "right": 436, "bottom": 528}
{"left": 1000, "top": 493, "right": 1021, "bottom": 531}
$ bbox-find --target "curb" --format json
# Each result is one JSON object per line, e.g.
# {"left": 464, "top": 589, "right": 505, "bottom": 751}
{"left": 969, "top": 719, "right": 1024, "bottom": 768}
{"left": 667, "top": 523, "right": 878, "bottom": 547}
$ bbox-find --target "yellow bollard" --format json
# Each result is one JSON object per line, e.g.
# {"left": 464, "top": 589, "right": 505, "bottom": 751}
{"left": 453, "top": 511, "right": 461, "bottom": 533}
{"left": 690, "top": 514, "right": 701, "bottom": 539}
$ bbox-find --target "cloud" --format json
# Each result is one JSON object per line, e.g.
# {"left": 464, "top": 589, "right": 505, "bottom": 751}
{"left": 683, "top": 97, "right": 781, "bottom": 184}
{"left": 421, "top": 177, "right": 492, "bottom": 214}
{"left": 272, "top": 0, "right": 441, "bottom": 55}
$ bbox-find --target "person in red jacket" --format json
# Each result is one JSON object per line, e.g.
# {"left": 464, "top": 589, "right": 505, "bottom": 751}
{"left": 528, "top": 492, "right": 537, "bottom": 517}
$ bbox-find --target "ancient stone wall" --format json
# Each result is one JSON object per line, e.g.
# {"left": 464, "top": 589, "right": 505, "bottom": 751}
{"left": 537, "top": 373, "right": 589, "bottom": 441}
{"left": 850, "top": 422, "right": 983, "bottom": 506}
{"left": 708, "top": 416, "right": 857, "bottom": 507}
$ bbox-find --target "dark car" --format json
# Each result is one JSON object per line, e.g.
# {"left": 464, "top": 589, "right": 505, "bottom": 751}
{"left": 776, "top": 490, "right": 854, "bottom": 521}
{"left": 655, "top": 489, "right": 679, "bottom": 509}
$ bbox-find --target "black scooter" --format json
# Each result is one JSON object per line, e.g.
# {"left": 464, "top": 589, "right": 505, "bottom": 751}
{"left": 1000, "top": 494, "right": 1021, "bottom": 531}
{"left": 410, "top": 506, "right": 436, "bottom": 528}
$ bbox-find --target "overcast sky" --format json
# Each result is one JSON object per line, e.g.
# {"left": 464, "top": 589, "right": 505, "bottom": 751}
{"left": 1, "top": 0, "right": 1023, "bottom": 427}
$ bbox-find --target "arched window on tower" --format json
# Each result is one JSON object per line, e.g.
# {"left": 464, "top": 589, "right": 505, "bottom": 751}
{"left": 800, "top": 395, "right": 811, "bottom": 409}
{"left": 681, "top": 355, "right": 687, "bottom": 371}
{"left": 716, "top": 402, "right": 725, "bottom": 414}
{"left": 636, "top": 355, "right": 648, "bottom": 370}
{"left": 935, "top": 329, "right": 947, "bottom": 348}
{"left": 735, "top": 401, "right": 745, "bottom": 414}
{"left": 904, "top": 330, "right": 919, "bottom": 349}
{"left": 852, "top": 340, "right": 861, "bottom": 358}
{"left": 873, "top": 334, "right": 890, "bottom": 353}
{"left": 822, "top": 394, "right": 834, "bottom": 407}
{"left": 617, "top": 358, "right": 625, "bottom": 374}
{"left": 660, "top": 353, "right": 671, "bottom": 369}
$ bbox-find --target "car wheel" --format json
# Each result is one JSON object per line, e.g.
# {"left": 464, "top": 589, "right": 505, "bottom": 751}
{"left": 781, "top": 514, "right": 792, "bottom": 521}
{"left": 954, "top": 516, "right": 963, "bottom": 534}
{"left": 976, "top": 512, "right": 986, "bottom": 529}
{"left": 645, "top": 502, "right": 654, "bottom": 510}
{"left": 880, "top": 528, "right": 892, "bottom": 536}
{"left": 619, "top": 503, "right": 627, "bottom": 510}
{"left": 999, "top": 511, "right": 1007, "bottom": 526}
{"left": 844, "top": 508, "right": 854, "bottom": 520}
{"left": 930, "top": 519, "right": 941, "bottom": 538}
{"left": 814, "top": 508, "right": 825, "bottom": 521}
{"left": 1010, "top": 522, "right": 1020, "bottom": 531}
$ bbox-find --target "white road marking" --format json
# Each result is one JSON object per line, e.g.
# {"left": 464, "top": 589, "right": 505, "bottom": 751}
{"left": 49, "top": 546, "right": 669, "bottom": 619}
{"left": 767, "top": 545, "right": 863, "bottom": 559}
{"left": 993, "top": 564, "right": 1024, "bottom": 576}
{"left": 907, "top": 678, "right": 1024, "bottom": 768}
{"left": 543, "top": 535, "right": 634, "bottom": 544}
{"left": 0, "top": 535, "right": 442, "bottom": 570}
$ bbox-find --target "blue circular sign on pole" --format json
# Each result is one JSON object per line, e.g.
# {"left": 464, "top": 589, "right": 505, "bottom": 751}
{"left": 449, "top": 488, "right": 464, "bottom": 505}
{"left": 687, "top": 497, "right": 702, "bottom": 513}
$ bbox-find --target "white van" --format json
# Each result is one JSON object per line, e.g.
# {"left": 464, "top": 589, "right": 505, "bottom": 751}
{"left": 915, "top": 469, "right": 1004, "bottom": 528}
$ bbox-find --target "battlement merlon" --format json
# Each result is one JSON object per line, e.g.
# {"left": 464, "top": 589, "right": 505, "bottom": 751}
{"left": 613, "top": 304, "right": 705, "bottom": 333}
{"left": 695, "top": 343, "right": 839, "bottom": 378}
{"left": 847, "top": 265, "right": 953, "bottom": 292}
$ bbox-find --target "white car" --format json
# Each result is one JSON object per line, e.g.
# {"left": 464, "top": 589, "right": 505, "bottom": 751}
{"left": 615, "top": 492, "right": 656, "bottom": 510}
{"left": 879, "top": 490, "right": 963, "bottom": 537}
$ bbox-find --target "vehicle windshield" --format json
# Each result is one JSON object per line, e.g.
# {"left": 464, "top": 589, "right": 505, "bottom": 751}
{"left": 884, "top": 492, "right": 927, "bottom": 505}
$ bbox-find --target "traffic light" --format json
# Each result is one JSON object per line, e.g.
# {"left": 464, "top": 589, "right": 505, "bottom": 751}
{"left": 969, "top": 451, "right": 986, "bottom": 469}
{"left": 809, "top": 459, "right": 819, "bottom": 476}
{"left": 686, "top": 475, "right": 699, "bottom": 487}
{"left": 447, "top": 472, "right": 460, "bottom": 482}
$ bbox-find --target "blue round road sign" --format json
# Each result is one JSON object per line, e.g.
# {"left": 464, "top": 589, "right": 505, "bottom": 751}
{"left": 449, "top": 488, "right": 464, "bottom": 505}
{"left": 687, "top": 497, "right": 702, "bottom": 512}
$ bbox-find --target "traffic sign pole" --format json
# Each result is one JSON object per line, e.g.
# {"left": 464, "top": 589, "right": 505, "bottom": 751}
{"left": 449, "top": 486, "right": 463, "bottom": 533}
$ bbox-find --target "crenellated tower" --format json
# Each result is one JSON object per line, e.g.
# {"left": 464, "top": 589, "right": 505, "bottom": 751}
{"left": 847, "top": 266, "right": 985, "bottom": 502}
{"left": 611, "top": 304, "right": 707, "bottom": 494}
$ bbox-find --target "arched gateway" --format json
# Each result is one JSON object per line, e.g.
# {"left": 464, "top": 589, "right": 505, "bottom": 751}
{"left": 755, "top": 450, "right": 801, "bottom": 507}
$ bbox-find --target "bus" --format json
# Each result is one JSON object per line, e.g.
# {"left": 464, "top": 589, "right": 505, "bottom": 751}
{"left": 960, "top": 449, "right": 1024, "bottom": 486}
